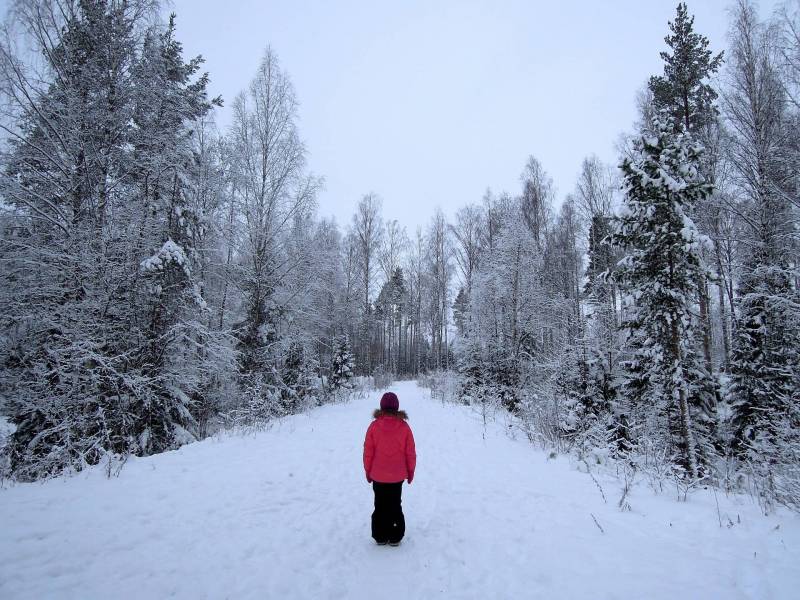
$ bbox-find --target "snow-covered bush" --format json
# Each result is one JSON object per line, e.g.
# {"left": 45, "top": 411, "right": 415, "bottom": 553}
{"left": 419, "top": 370, "right": 463, "bottom": 404}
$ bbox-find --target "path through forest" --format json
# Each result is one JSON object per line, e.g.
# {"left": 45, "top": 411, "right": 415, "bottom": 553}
{"left": 1, "top": 381, "right": 798, "bottom": 599}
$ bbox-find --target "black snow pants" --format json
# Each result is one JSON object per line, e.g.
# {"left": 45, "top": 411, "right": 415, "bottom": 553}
{"left": 371, "top": 481, "right": 405, "bottom": 544}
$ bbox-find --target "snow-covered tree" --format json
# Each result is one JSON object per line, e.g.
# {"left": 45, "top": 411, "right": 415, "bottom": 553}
{"left": 350, "top": 193, "right": 384, "bottom": 373}
{"left": 649, "top": 2, "right": 725, "bottom": 374}
{"left": 228, "top": 48, "right": 317, "bottom": 390}
{"left": 450, "top": 204, "right": 484, "bottom": 295}
{"left": 724, "top": 2, "right": 800, "bottom": 486}
{"left": 648, "top": 2, "right": 724, "bottom": 134}
{"left": 126, "top": 15, "right": 224, "bottom": 455}
{"left": 613, "top": 116, "right": 717, "bottom": 478}
{"left": 425, "top": 209, "right": 452, "bottom": 371}
{"left": 465, "top": 203, "right": 554, "bottom": 410}
{"left": 329, "top": 336, "right": 355, "bottom": 394}
{"left": 0, "top": 3, "right": 233, "bottom": 478}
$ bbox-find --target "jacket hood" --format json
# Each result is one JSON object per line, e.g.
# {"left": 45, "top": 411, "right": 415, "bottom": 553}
{"left": 373, "top": 409, "right": 408, "bottom": 421}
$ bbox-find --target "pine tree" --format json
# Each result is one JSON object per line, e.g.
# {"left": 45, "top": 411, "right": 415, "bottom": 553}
{"left": 613, "top": 116, "right": 717, "bottom": 478}
{"left": 375, "top": 267, "right": 408, "bottom": 373}
{"left": 648, "top": 2, "right": 724, "bottom": 134}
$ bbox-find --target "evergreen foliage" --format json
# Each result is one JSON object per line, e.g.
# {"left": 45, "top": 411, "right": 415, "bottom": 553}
{"left": 612, "top": 116, "right": 717, "bottom": 477}
{"left": 648, "top": 2, "right": 724, "bottom": 133}
{"left": 329, "top": 336, "right": 356, "bottom": 393}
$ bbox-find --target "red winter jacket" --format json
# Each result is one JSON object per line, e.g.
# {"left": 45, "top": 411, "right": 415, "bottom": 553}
{"left": 363, "top": 410, "right": 416, "bottom": 484}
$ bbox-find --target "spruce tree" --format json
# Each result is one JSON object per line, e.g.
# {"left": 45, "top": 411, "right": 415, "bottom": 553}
{"left": 129, "top": 15, "right": 221, "bottom": 454}
{"left": 452, "top": 288, "right": 469, "bottom": 337}
{"left": 649, "top": 2, "right": 724, "bottom": 374}
{"left": 584, "top": 215, "right": 615, "bottom": 303}
{"left": 2, "top": 1, "right": 142, "bottom": 478}
{"left": 729, "top": 250, "right": 798, "bottom": 453}
{"left": 613, "top": 116, "right": 717, "bottom": 478}
{"left": 281, "top": 340, "right": 317, "bottom": 412}
{"left": 329, "top": 336, "right": 355, "bottom": 394}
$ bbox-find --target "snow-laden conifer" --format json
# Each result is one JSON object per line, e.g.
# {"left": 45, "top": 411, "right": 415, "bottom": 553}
{"left": 613, "top": 116, "right": 717, "bottom": 478}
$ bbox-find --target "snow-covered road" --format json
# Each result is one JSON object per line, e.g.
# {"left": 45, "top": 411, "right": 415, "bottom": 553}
{"left": 1, "top": 380, "right": 798, "bottom": 599}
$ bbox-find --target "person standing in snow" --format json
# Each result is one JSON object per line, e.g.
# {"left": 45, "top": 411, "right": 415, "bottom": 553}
{"left": 363, "top": 391, "right": 416, "bottom": 546}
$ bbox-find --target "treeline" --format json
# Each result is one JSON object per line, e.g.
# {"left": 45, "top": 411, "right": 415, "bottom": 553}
{"left": 0, "top": 1, "right": 331, "bottom": 479}
{"left": 0, "top": 0, "right": 457, "bottom": 480}
{"left": 1, "top": 0, "right": 798, "bottom": 505}
{"left": 448, "top": 1, "right": 800, "bottom": 511}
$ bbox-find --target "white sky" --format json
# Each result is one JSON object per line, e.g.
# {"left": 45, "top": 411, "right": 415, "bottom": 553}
{"left": 2, "top": 0, "right": 781, "bottom": 232}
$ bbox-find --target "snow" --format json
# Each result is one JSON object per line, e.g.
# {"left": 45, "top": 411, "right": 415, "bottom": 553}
{"left": 140, "top": 239, "right": 191, "bottom": 276}
{"left": 0, "top": 416, "right": 13, "bottom": 440}
{"left": 1, "top": 380, "right": 799, "bottom": 599}
{"left": 0, "top": 417, "right": 13, "bottom": 474}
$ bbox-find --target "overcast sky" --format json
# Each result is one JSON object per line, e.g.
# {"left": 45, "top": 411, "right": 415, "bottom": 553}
{"left": 3, "top": 0, "right": 780, "bottom": 231}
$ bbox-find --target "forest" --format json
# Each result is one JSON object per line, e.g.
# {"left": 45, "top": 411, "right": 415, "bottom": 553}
{"left": 0, "top": 0, "right": 798, "bottom": 514}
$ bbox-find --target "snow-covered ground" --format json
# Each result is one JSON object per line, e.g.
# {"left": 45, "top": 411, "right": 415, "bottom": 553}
{"left": 1, "top": 380, "right": 798, "bottom": 599}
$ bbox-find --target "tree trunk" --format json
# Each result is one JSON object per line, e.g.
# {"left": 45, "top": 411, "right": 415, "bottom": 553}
{"left": 673, "top": 322, "right": 698, "bottom": 479}
{"left": 713, "top": 242, "right": 731, "bottom": 370}
{"left": 698, "top": 274, "right": 713, "bottom": 373}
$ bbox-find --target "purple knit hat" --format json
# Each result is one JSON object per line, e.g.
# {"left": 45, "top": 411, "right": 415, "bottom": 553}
{"left": 380, "top": 392, "right": 399, "bottom": 411}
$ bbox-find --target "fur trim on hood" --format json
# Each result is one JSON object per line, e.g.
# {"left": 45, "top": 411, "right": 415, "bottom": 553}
{"left": 373, "top": 409, "right": 408, "bottom": 420}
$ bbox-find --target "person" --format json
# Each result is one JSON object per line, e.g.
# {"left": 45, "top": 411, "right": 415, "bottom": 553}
{"left": 363, "top": 391, "right": 416, "bottom": 546}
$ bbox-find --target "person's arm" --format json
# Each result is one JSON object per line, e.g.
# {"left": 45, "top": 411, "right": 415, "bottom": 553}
{"left": 405, "top": 425, "right": 416, "bottom": 484}
{"left": 363, "top": 423, "right": 375, "bottom": 483}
